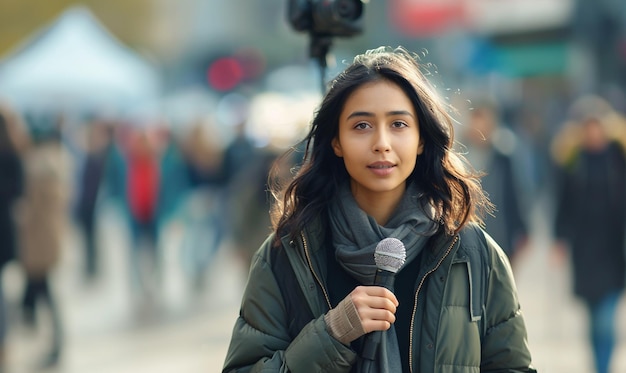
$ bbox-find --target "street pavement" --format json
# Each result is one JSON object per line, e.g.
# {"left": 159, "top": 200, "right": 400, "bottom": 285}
{"left": 2, "top": 201, "right": 625, "bottom": 373}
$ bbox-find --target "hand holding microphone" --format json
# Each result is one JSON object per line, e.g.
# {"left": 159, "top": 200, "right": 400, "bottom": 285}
{"left": 360, "top": 238, "right": 406, "bottom": 367}
{"left": 325, "top": 238, "right": 406, "bottom": 348}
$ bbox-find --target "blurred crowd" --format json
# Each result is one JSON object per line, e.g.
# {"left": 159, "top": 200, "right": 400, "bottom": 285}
{"left": 456, "top": 92, "right": 626, "bottom": 373}
{"left": 0, "top": 92, "right": 308, "bottom": 371}
{"left": 0, "top": 85, "right": 625, "bottom": 372}
{"left": 0, "top": 0, "right": 623, "bottom": 371}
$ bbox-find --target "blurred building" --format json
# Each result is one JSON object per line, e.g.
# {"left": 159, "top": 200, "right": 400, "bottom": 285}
{"left": 1, "top": 0, "right": 624, "bottom": 125}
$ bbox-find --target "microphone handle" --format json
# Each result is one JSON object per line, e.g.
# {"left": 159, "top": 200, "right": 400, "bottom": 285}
{"left": 373, "top": 268, "right": 395, "bottom": 291}
{"left": 359, "top": 268, "right": 396, "bottom": 371}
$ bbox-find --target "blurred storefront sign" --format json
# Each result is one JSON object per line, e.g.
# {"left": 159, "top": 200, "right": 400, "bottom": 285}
{"left": 390, "top": 0, "right": 572, "bottom": 36}
{"left": 391, "top": 0, "right": 572, "bottom": 77}
{"left": 492, "top": 42, "right": 568, "bottom": 77}
{"left": 464, "top": 0, "right": 572, "bottom": 35}
{"left": 390, "top": 0, "right": 467, "bottom": 37}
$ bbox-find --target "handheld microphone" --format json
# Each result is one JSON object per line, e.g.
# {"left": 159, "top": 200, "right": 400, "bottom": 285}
{"left": 373, "top": 237, "right": 406, "bottom": 290}
{"left": 360, "top": 238, "right": 406, "bottom": 370}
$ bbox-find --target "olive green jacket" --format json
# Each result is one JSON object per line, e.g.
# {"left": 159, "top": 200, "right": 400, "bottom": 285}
{"left": 223, "top": 221, "right": 537, "bottom": 373}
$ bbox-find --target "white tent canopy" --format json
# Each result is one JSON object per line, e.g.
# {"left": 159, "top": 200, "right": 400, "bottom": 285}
{"left": 0, "top": 6, "right": 161, "bottom": 114}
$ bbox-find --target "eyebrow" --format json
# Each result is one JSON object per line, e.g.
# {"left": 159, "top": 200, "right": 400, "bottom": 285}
{"left": 346, "top": 110, "right": 415, "bottom": 119}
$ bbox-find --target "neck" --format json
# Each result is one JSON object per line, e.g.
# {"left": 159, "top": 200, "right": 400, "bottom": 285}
{"left": 350, "top": 184, "right": 406, "bottom": 226}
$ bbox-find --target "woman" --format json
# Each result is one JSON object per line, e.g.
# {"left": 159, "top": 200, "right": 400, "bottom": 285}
{"left": 551, "top": 95, "right": 626, "bottom": 373}
{"left": 223, "top": 47, "right": 536, "bottom": 373}
{"left": 18, "top": 127, "right": 72, "bottom": 368}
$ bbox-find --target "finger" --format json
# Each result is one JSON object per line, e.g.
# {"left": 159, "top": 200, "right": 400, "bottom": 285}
{"left": 361, "top": 285, "right": 394, "bottom": 298}
{"left": 369, "top": 286, "right": 399, "bottom": 307}
{"left": 362, "top": 307, "right": 396, "bottom": 322}
{"left": 355, "top": 307, "right": 396, "bottom": 335}
{"left": 364, "top": 296, "right": 398, "bottom": 313}
{"left": 361, "top": 319, "right": 393, "bottom": 333}
{"left": 352, "top": 286, "right": 399, "bottom": 307}
{"left": 351, "top": 294, "right": 398, "bottom": 312}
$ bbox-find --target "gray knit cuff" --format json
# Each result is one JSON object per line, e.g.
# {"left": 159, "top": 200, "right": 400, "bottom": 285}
{"left": 324, "top": 296, "right": 366, "bottom": 345}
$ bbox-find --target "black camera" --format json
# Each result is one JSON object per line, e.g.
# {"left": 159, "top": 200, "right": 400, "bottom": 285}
{"left": 288, "top": 0, "right": 364, "bottom": 37}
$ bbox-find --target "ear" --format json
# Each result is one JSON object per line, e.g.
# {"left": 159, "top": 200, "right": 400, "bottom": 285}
{"left": 417, "top": 139, "right": 424, "bottom": 155}
{"left": 332, "top": 137, "right": 343, "bottom": 157}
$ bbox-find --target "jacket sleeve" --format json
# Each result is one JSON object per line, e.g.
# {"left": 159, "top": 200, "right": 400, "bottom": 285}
{"left": 480, "top": 232, "right": 538, "bottom": 373}
{"left": 222, "top": 245, "right": 357, "bottom": 373}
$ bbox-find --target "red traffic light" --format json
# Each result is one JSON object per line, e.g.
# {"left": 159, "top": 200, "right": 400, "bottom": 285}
{"left": 207, "top": 57, "right": 244, "bottom": 91}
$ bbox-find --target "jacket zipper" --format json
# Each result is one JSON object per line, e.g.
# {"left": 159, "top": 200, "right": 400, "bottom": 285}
{"left": 301, "top": 233, "right": 332, "bottom": 310}
{"left": 408, "top": 235, "right": 458, "bottom": 373}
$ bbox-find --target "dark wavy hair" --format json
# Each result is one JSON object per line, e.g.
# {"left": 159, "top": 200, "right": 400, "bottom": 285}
{"left": 270, "top": 46, "right": 491, "bottom": 243}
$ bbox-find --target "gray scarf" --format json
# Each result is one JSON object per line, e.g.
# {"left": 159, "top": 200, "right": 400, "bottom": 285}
{"left": 329, "top": 182, "right": 438, "bottom": 373}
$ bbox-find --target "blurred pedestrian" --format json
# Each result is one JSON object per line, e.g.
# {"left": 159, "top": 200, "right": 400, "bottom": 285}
{"left": 551, "top": 95, "right": 626, "bottom": 373}
{"left": 75, "top": 120, "right": 111, "bottom": 281}
{"left": 460, "top": 98, "right": 530, "bottom": 266}
{"left": 179, "top": 120, "right": 224, "bottom": 288}
{"left": 226, "top": 143, "right": 290, "bottom": 268}
{"left": 123, "top": 129, "right": 162, "bottom": 300}
{"left": 223, "top": 47, "right": 537, "bottom": 372}
{"left": 16, "top": 126, "right": 72, "bottom": 369}
{"left": 510, "top": 103, "right": 555, "bottom": 203}
{"left": 220, "top": 116, "right": 259, "bottom": 266}
{"left": 220, "top": 103, "right": 255, "bottom": 187}
{"left": 102, "top": 123, "right": 189, "bottom": 308}
{"left": 0, "top": 104, "right": 26, "bottom": 370}
{"left": 154, "top": 127, "right": 190, "bottom": 233}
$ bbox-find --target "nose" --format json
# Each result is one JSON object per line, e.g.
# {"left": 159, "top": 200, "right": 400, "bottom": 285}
{"left": 372, "top": 128, "right": 391, "bottom": 153}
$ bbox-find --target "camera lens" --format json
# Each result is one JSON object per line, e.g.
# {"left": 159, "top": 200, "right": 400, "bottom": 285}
{"left": 337, "top": 0, "right": 362, "bottom": 20}
{"left": 295, "top": 0, "right": 364, "bottom": 37}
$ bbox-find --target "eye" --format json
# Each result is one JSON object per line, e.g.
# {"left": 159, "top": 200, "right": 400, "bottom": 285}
{"left": 354, "top": 121, "right": 371, "bottom": 130}
{"left": 391, "top": 120, "right": 409, "bottom": 128}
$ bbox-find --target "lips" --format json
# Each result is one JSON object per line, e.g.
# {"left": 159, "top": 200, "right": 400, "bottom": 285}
{"left": 368, "top": 162, "right": 395, "bottom": 169}
{"left": 367, "top": 162, "right": 396, "bottom": 176}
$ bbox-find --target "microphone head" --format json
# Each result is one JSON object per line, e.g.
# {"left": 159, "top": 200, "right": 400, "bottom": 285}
{"left": 374, "top": 238, "right": 406, "bottom": 273}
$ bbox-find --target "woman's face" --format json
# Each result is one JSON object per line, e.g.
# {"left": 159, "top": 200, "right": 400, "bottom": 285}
{"left": 332, "top": 80, "right": 423, "bottom": 205}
